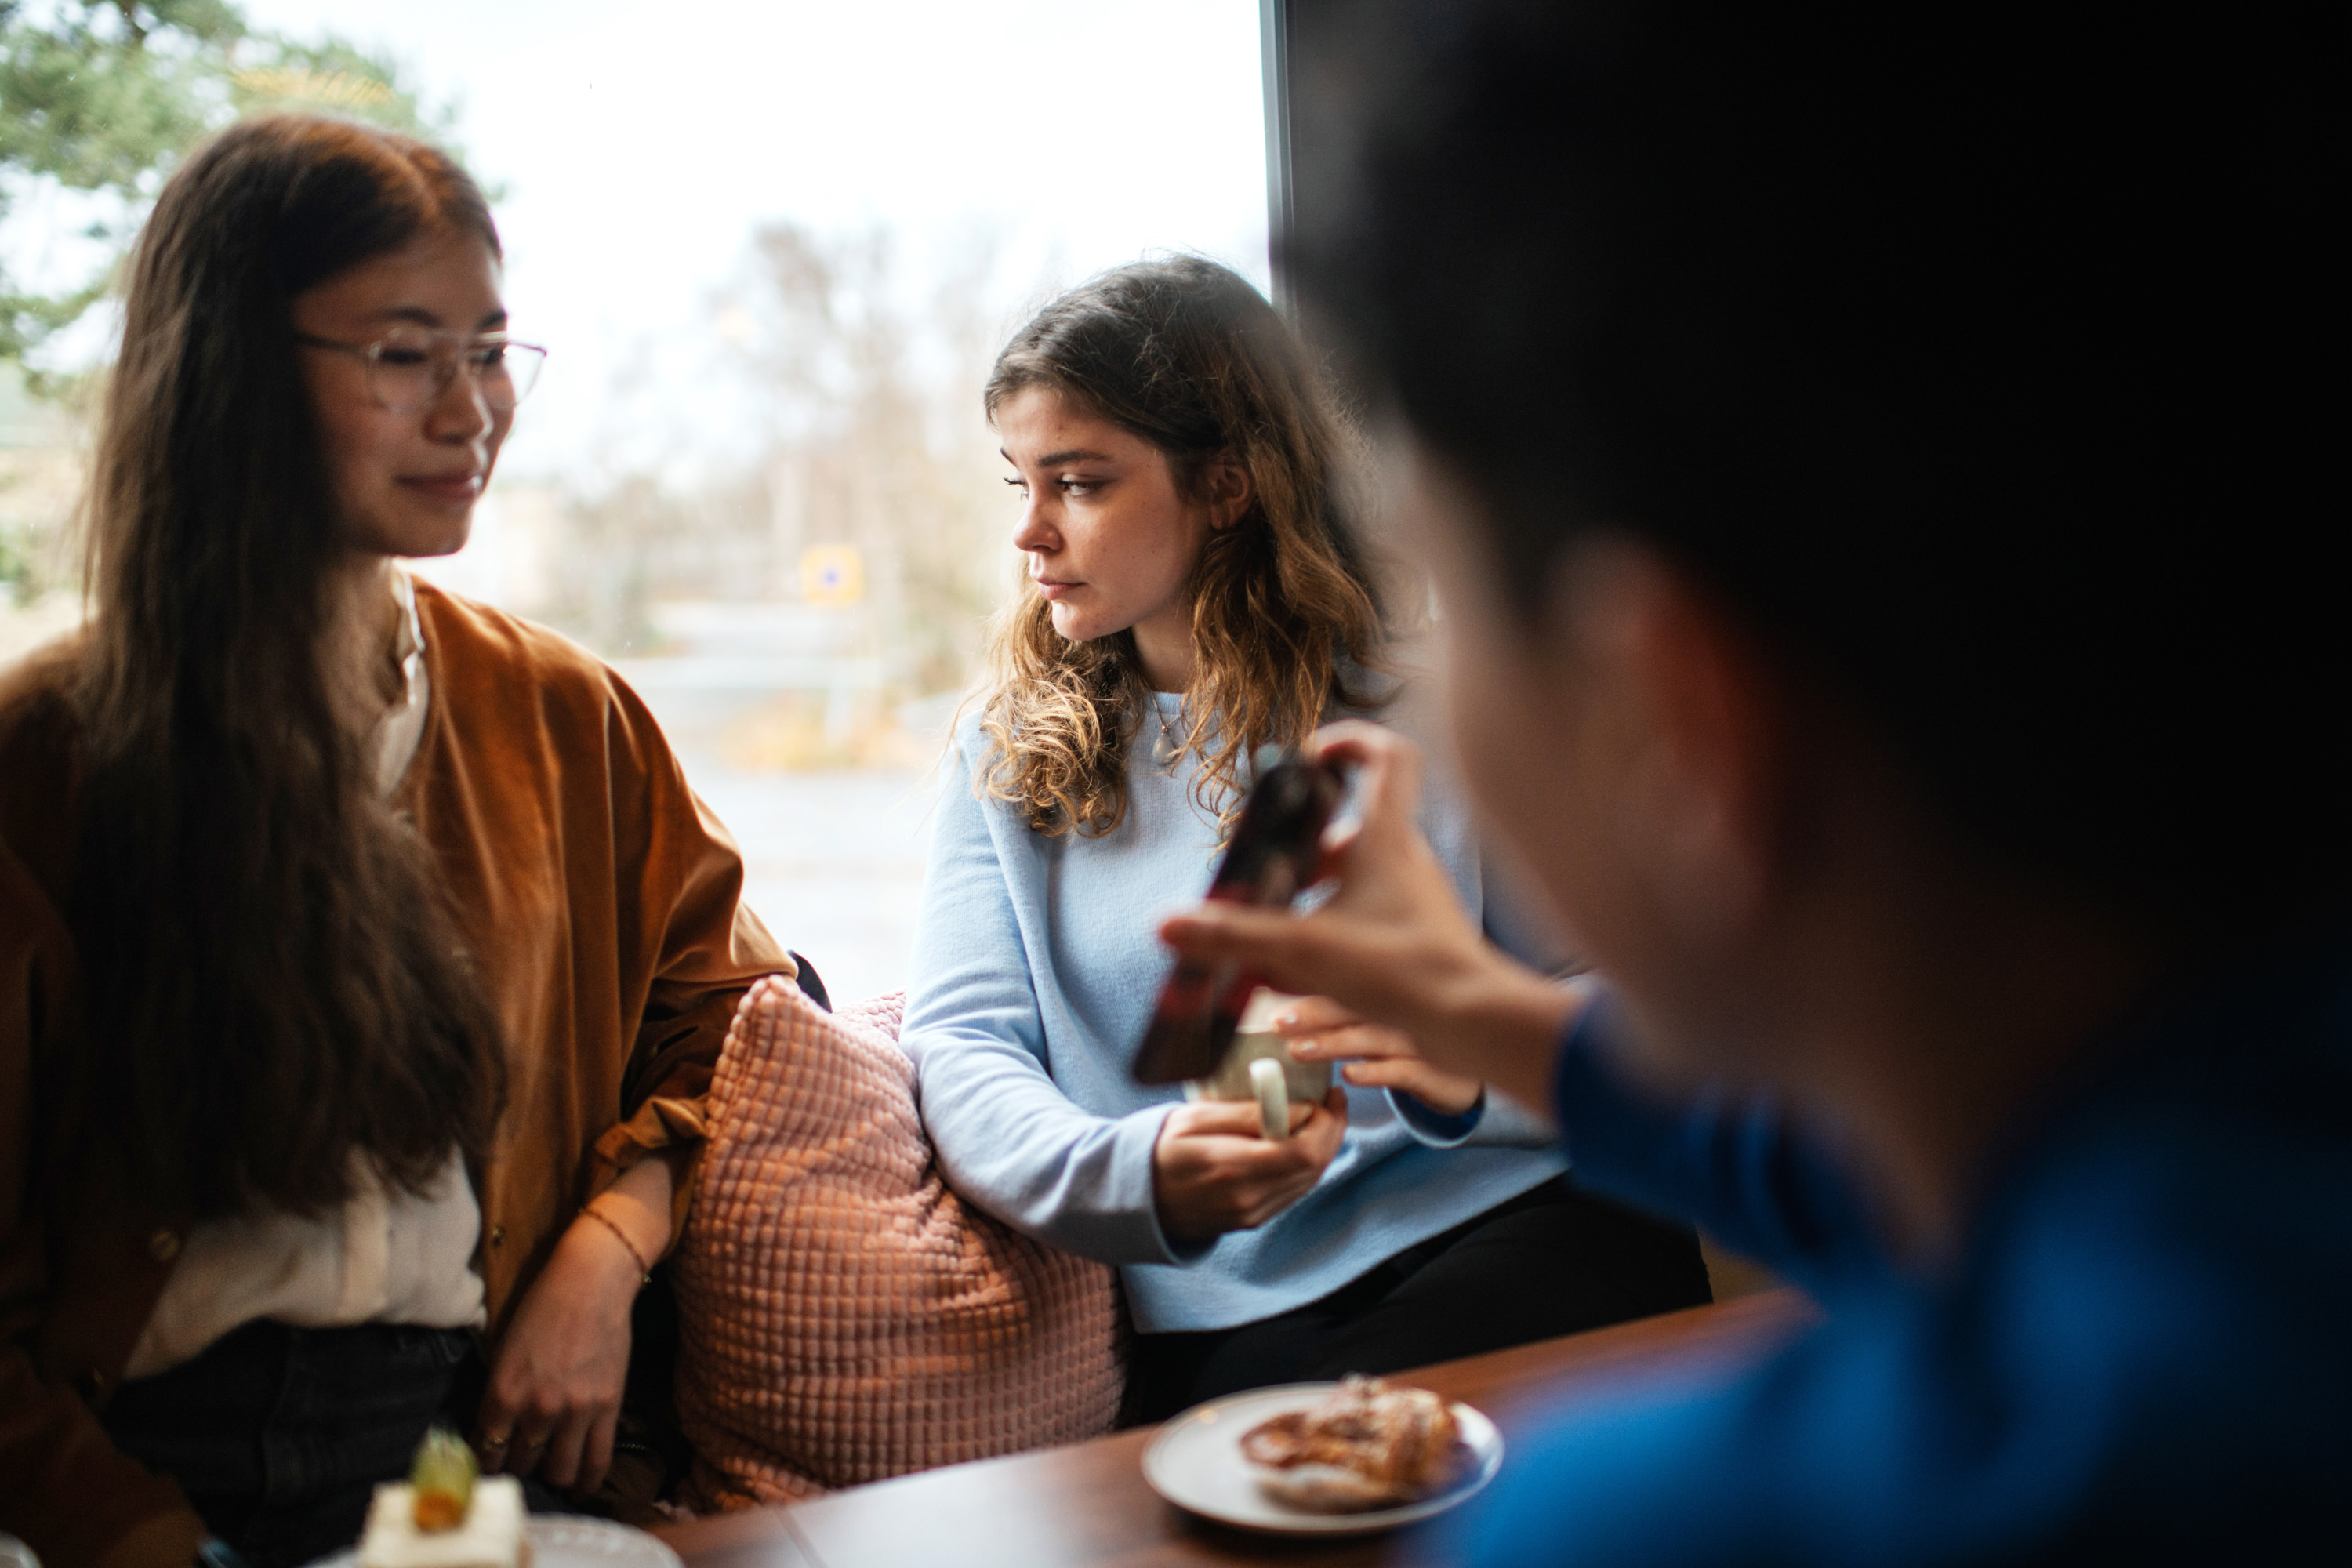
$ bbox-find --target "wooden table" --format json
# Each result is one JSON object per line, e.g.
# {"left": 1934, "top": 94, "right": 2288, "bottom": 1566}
{"left": 655, "top": 1289, "right": 1815, "bottom": 1568}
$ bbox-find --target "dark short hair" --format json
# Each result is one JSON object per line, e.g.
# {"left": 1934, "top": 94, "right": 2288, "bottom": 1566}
{"left": 1289, "top": 2, "right": 2341, "bottom": 930}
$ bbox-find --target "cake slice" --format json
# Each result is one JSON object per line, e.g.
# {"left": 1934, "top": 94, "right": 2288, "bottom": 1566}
{"left": 357, "top": 1476, "right": 528, "bottom": 1568}
{"left": 1240, "top": 1375, "right": 1465, "bottom": 1512}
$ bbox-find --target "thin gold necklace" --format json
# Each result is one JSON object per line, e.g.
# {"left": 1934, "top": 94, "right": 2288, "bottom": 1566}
{"left": 1153, "top": 697, "right": 1180, "bottom": 764}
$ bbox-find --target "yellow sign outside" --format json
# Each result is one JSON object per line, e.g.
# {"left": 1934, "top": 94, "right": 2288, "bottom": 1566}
{"left": 801, "top": 544, "right": 865, "bottom": 605}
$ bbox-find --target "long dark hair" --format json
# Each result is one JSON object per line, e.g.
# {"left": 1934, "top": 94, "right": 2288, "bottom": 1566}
{"left": 72, "top": 114, "right": 506, "bottom": 1219}
{"left": 978, "top": 256, "right": 1388, "bottom": 838}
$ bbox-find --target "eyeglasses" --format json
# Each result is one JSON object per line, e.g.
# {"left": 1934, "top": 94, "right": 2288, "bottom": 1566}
{"left": 295, "top": 325, "right": 547, "bottom": 413}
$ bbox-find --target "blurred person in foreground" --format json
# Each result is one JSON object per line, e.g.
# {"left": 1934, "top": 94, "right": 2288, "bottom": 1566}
{"left": 0, "top": 117, "right": 789, "bottom": 1563}
{"left": 1160, "top": 2, "right": 2346, "bottom": 1559}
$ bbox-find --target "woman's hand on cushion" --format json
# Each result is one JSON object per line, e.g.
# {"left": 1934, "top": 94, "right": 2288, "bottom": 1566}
{"left": 1152, "top": 1088, "right": 1348, "bottom": 1240}
{"left": 477, "top": 1153, "right": 674, "bottom": 1491}
{"left": 1278, "top": 995, "right": 1483, "bottom": 1117}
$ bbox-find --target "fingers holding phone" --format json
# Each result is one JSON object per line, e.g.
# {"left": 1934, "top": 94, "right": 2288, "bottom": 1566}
{"left": 1158, "top": 723, "right": 1580, "bottom": 1109}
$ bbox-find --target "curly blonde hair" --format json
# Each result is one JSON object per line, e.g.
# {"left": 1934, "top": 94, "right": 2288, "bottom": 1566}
{"left": 977, "top": 256, "right": 1390, "bottom": 837}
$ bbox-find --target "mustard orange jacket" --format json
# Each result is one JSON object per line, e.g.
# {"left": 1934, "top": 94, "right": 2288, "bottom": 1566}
{"left": 0, "top": 583, "right": 789, "bottom": 1566}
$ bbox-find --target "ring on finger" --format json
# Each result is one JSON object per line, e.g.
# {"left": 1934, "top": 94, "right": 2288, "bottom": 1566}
{"left": 477, "top": 1432, "right": 510, "bottom": 1454}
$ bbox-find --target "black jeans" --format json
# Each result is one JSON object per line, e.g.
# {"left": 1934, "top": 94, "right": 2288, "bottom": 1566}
{"left": 1124, "top": 1178, "right": 1712, "bottom": 1424}
{"left": 100, "top": 1320, "right": 532, "bottom": 1568}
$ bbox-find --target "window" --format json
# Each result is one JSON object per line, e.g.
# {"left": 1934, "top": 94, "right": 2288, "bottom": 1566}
{"left": 1, "top": 0, "right": 1272, "bottom": 1004}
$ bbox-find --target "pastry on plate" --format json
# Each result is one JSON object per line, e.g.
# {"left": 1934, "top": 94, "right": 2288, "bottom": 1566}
{"left": 1239, "top": 1374, "right": 1465, "bottom": 1512}
{"left": 358, "top": 1428, "right": 530, "bottom": 1568}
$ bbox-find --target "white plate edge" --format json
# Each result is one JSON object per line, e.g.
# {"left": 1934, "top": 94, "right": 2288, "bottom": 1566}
{"left": 1140, "top": 1381, "right": 1505, "bottom": 1537}
{"left": 305, "top": 1514, "right": 679, "bottom": 1568}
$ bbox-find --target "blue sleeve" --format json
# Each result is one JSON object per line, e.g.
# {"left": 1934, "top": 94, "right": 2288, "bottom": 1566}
{"left": 1392, "top": 1085, "right": 1559, "bottom": 1148}
{"left": 1462, "top": 954, "right": 2352, "bottom": 1566}
{"left": 898, "top": 737, "right": 1198, "bottom": 1268}
{"left": 1392, "top": 1088, "right": 1485, "bottom": 1145}
{"left": 1554, "top": 994, "right": 1884, "bottom": 1292}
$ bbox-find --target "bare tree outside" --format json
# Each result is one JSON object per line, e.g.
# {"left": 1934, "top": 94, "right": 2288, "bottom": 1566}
{"left": 480, "top": 220, "right": 1025, "bottom": 775}
{"left": 735, "top": 220, "right": 1015, "bottom": 702}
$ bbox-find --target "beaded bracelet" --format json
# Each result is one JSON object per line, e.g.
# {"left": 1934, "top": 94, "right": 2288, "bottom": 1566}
{"left": 579, "top": 1202, "right": 655, "bottom": 1286}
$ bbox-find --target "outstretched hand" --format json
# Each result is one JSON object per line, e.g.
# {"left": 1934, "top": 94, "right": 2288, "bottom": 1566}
{"left": 1273, "top": 994, "right": 1483, "bottom": 1118}
{"left": 1158, "top": 722, "right": 1578, "bottom": 1110}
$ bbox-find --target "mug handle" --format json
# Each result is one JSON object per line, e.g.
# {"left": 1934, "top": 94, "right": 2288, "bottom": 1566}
{"left": 1249, "top": 1054, "right": 1290, "bottom": 1140}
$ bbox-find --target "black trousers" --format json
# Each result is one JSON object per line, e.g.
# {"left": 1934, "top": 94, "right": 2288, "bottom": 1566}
{"left": 1124, "top": 1178, "right": 1711, "bottom": 1425}
{"left": 99, "top": 1320, "right": 557, "bottom": 1568}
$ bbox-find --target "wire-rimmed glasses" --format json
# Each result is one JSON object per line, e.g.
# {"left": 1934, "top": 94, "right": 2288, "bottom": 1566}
{"left": 295, "top": 325, "right": 548, "bottom": 414}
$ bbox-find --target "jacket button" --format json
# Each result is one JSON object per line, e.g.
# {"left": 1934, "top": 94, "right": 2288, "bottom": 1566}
{"left": 74, "top": 1365, "right": 108, "bottom": 1399}
{"left": 489, "top": 1225, "right": 506, "bottom": 1247}
{"left": 148, "top": 1229, "right": 181, "bottom": 1261}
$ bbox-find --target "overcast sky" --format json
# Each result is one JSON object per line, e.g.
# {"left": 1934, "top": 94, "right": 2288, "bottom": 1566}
{"left": 233, "top": 0, "right": 1272, "bottom": 488}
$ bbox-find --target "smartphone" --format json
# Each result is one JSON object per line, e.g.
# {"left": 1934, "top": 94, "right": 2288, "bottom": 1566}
{"left": 1131, "top": 748, "right": 1348, "bottom": 1085}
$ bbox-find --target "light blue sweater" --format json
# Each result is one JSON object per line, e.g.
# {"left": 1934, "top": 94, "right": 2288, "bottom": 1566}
{"left": 900, "top": 691, "right": 1568, "bottom": 1333}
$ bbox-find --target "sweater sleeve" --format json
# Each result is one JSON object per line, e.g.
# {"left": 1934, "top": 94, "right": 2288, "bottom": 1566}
{"left": 1553, "top": 993, "right": 1885, "bottom": 1293}
{"left": 898, "top": 740, "right": 1198, "bottom": 1268}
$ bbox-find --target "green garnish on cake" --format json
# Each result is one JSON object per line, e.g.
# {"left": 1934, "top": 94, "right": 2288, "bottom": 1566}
{"left": 409, "top": 1427, "right": 478, "bottom": 1531}
{"left": 358, "top": 1428, "right": 528, "bottom": 1568}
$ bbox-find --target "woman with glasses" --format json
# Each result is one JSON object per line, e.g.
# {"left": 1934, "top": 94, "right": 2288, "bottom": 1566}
{"left": 0, "top": 116, "right": 789, "bottom": 1564}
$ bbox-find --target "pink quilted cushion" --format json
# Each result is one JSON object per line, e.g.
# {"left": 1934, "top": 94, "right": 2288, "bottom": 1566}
{"left": 671, "top": 977, "right": 1127, "bottom": 1510}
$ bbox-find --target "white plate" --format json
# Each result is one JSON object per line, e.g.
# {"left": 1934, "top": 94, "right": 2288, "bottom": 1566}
{"left": 1142, "top": 1381, "right": 1504, "bottom": 1537}
{"left": 311, "top": 1515, "right": 682, "bottom": 1568}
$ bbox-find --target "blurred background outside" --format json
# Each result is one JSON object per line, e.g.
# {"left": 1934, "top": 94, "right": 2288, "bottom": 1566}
{"left": 2, "top": 0, "right": 1272, "bottom": 1004}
